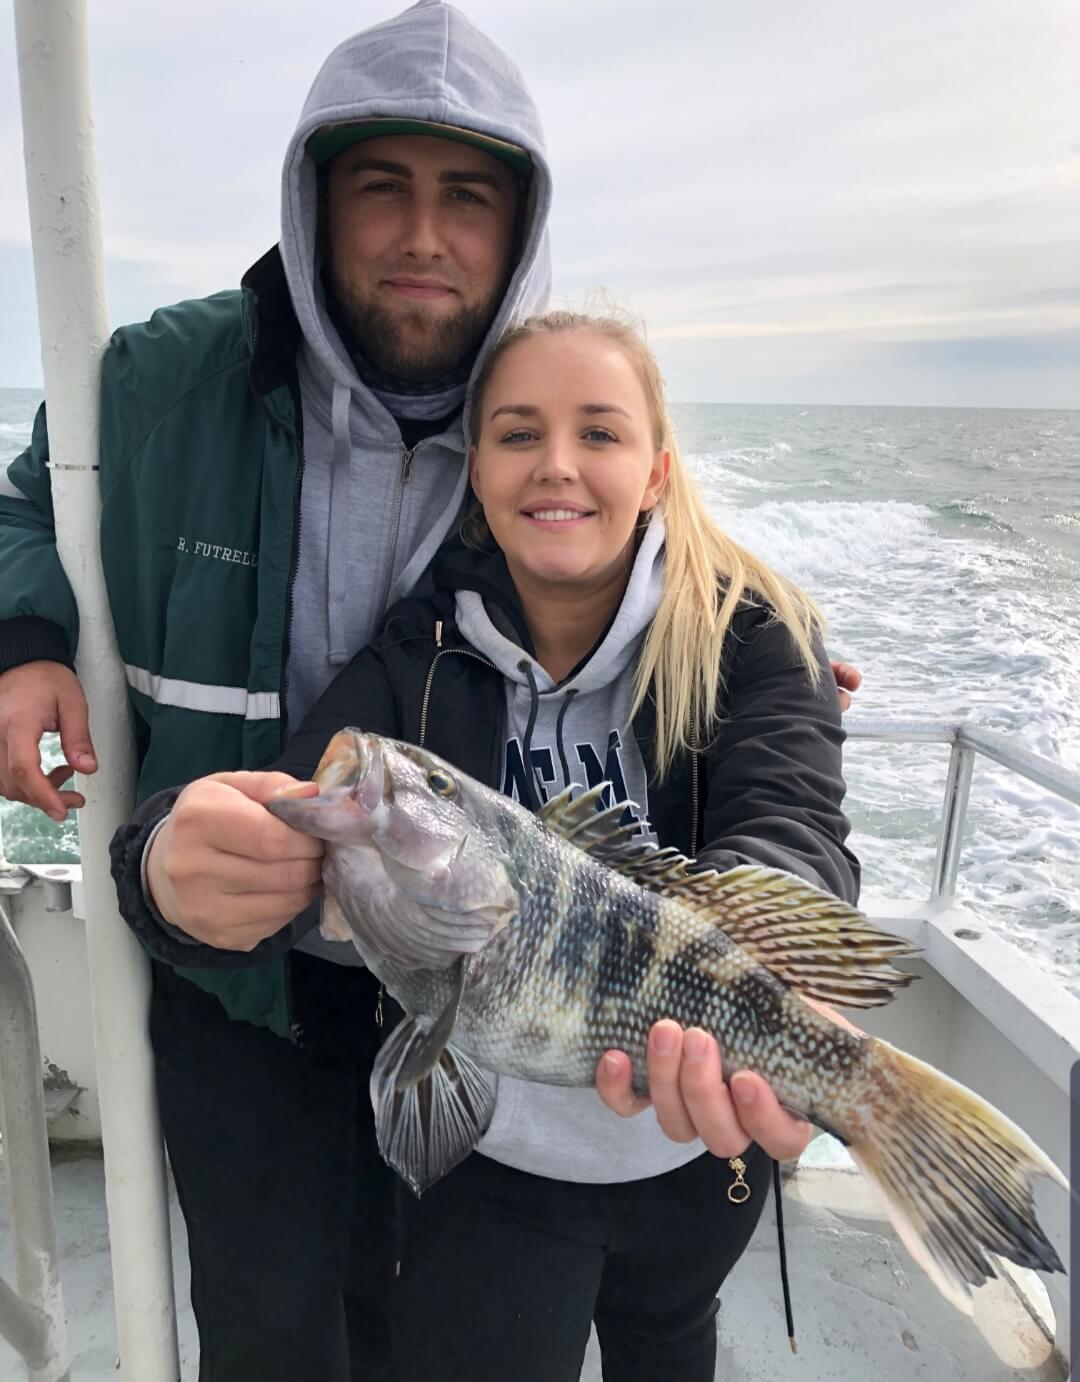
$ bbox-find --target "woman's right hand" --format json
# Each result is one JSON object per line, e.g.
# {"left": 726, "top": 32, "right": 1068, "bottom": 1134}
{"left": 145, "top": 772, "right": 325, "bottom": 950}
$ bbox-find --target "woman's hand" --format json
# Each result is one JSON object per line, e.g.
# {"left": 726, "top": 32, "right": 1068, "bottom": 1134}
{"left": 595, "top": 1002, "right": 864, "bottom": 1161}
{"left": 596, "top": 1022, "right": 813, "bottom": 1160}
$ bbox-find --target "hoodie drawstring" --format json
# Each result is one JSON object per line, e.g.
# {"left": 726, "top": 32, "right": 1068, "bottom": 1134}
{"left": 553, "top": 688, "right": 578, "bottom": 791}
{"left": 772, "top": 1159, "right": 797, "bottom": 1353}
{"left": 326, "top": 380, "right": 353, "bottom": 664}
{"left": 518, "top": 660, "right": 544, "bottom": 811}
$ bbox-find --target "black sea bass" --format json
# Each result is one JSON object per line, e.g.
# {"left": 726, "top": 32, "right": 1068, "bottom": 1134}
{"left": 268, "top": 728, "right": 1066, "bottom": 1314}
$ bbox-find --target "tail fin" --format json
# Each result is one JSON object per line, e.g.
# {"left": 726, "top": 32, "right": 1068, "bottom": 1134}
{"left": 849, "top": 1041, "right": 1067, "bottom": 1313}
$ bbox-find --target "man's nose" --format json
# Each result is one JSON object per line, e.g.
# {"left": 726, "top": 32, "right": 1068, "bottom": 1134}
{"left": 399, "top": 198, "right": 446, "bottom": 260}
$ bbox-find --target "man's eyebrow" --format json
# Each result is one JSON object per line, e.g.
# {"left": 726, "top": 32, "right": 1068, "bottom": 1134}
{"left": 346, "top": 158, "right": 414, "bottom": 178}
{"left": 438, "top": 169, "right": 504, "bottom": 191}
{"left": 344, "top": 159, "right": 504, "bottom": 193}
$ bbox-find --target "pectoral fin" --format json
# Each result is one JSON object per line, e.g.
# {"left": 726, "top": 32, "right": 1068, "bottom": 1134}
{"left": 369, "top": 959, "right": 495, "bottom": 1194}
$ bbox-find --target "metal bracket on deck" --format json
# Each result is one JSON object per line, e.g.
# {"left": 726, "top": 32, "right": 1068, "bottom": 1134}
{"left": 0, "top": 906, "right": 71, "bottom": 1380}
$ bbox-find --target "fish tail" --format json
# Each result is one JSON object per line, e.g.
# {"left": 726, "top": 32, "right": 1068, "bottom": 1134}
{"left": 845, "top": 1039, "right": 1067, "bottom": 1312}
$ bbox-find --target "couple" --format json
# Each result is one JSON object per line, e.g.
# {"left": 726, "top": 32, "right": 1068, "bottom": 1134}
{"left": 0, "top": 3, "right": 859, "bottom": 1379}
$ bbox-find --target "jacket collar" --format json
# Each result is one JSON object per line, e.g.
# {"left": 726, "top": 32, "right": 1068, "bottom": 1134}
{"left": 241, "top": 246, "right": 302, "bottom": 399}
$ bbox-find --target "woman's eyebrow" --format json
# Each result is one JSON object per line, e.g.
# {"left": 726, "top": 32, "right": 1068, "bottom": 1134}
{"left": 489, "top": 404, "right": 539, "bottom": 421}
{"left": 579, "top": 404, "right": 631, "bottom": 419}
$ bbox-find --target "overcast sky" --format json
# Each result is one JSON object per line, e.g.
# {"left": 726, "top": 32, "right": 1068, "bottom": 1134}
{"left": 2, "top": 0, "right": 1078, "bottom": 406}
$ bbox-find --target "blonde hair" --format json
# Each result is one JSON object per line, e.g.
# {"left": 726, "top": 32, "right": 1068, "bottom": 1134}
{"left": 469, "top": 311, "right": 825, "bottom": 776}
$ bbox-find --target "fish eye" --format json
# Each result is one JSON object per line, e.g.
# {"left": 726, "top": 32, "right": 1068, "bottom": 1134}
{"left": 427, "top": 769, "right": 458, "bottom": 798}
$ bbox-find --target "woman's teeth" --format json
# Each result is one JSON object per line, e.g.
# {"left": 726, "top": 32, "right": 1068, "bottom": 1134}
{"left": 528, "top": 509, "right": 588, "bottom": 521}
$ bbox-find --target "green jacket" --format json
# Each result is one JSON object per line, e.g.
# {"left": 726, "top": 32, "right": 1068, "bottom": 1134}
{"left": 0, "top": 249, "right": 309, "bottom": 1038}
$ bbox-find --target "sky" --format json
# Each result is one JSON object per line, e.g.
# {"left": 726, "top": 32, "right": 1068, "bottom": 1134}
{"left": 1, "top": 0, "right": 1078, "bottom": 407}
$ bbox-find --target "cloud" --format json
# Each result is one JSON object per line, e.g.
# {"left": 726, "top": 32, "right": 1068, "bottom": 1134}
{"left": 1, "top": 0, "right": 1077, "bottom": 404}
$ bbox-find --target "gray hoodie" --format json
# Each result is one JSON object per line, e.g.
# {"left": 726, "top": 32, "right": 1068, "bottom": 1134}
{"left": 277, "top": 1, "right": 552, "bottom": 965}
{"left": 457, "top": 518, "right": 706, "bottom": 1183}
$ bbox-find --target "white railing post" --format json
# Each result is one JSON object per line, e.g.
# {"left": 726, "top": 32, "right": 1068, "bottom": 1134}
{"left": 12, "top": 4, "right": 180, "bottom": 1379}
{"left": 932, "top": 738, "right": 976, "bottom": 900}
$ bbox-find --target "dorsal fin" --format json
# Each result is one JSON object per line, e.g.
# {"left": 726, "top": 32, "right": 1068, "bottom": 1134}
{"left": 539, "top": 783, "right": 917, "bottom": 1009}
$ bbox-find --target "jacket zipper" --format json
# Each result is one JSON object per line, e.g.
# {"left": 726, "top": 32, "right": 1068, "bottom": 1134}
{"left": 690, "top": 747, "right": 701, "bottom": 857}
{"left": 375, "top": 443, "right": 415, "bottom": 622}
{"left": 419, "top": 645, "right": 496, "bottom": 748}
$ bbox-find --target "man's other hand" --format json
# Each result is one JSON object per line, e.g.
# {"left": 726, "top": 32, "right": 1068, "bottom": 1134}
{"left": 146, "top": 772, "right": 325, "bottom": 951}
{"left": 0, "top": 661, "right": 97, "bottom": 821}
{"left": 830, "top": 660, "right": 862, "bottom": 713}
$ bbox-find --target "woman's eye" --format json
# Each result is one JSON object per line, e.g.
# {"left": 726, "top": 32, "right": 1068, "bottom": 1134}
{"left": 583, "top": 427, "right": 618, "bottom": 443}
{"left": 427, "top": 769, "right": 458, "bottom": 798}
{"left": 499, "top": 428, "right": 537, "bottom": 444}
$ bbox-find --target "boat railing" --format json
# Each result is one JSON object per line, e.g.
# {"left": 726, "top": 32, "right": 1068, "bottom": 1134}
{"left": 0, "top": 903, "right": 70, "bottom": 1381}
{"left": 843, "top": 715, "right": 1080, "bottom": 900}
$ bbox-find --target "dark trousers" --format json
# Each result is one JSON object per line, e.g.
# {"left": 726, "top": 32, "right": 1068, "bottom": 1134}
{"left": 151, "top": 957, "right": 769, "bottom": 1382}
{"left": 391, "top": 1140, "right": 770, "bottom": 1382}
{"left": 150, "top": 955, "right": 396, "bottom": 1382}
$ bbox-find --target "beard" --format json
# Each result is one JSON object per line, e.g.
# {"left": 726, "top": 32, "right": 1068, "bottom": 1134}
{"left": 329, "top": 264, "right": 504, "bottom": 383}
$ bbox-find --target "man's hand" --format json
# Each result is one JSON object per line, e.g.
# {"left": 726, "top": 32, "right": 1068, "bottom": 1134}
{"left": 830, "top": 660, "right": 862, "bottom": 713}
{"left": 0, "top": 661, "right": 97, "bottom": 821}
{"left": 145, "top": 772, "right": 325, "bottom": 951}
{"left": 597, "top": 1023, "right": 813, "bottom": 1161}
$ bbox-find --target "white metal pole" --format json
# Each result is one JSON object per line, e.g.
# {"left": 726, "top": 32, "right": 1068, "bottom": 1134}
{"left": 12, "top": 4, "right": 180, "bottom": 1379}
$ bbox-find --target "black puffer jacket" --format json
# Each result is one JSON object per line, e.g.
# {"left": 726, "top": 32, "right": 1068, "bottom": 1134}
{"left": 110, "top": 543, "right": 860, "bottom": 976}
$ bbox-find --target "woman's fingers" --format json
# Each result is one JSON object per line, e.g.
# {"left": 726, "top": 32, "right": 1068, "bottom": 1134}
{"left": 675, "top": 1029, "right": 751, "bottom": 1157}
{"left": 729, "top": 1071, "right": 814, "bottom": 1161}
{"left": 594, "top": 1050, "right": 651, "bottom": 1117}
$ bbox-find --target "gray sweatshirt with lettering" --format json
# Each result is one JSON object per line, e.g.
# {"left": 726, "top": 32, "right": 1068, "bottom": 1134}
{"left": 457, "top": 517, "right": 707, "bottom": 1182}
{"left": 277, "top": 1, "right": 553, "bottom": 964}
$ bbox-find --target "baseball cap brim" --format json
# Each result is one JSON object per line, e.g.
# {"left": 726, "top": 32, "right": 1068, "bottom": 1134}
{"left": 307, "top": 118, "right": 532, "bottom": 179}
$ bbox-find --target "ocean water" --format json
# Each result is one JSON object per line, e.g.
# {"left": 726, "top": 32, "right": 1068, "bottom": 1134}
{"left": 2, "top": 388, "right": 1079, "bottom": 987}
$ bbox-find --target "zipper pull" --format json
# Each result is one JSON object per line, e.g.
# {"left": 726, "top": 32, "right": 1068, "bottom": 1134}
{"left": 727, "top": 1156, "right": 751, "bottom": 1204}
{"left": 401, "top": 445, "right": 414, "bottom": 483}
{"left": 435, "top": 619, "right": 443, "bottom": 648}
{"left": 375, "top": 985, "right": 385, "bottom": 1029}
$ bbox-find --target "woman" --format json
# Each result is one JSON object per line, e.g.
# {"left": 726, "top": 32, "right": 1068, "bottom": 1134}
{"left": 116, "top": 310, "right": 859, "bottom": 1381}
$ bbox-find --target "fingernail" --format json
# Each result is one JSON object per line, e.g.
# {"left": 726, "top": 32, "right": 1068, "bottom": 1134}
{"left": 731, "top": 1076, "right": 756, "bottom": 1106}
{"left": 77, "top": 753, "right": 96, "bottom": 770}
{"left": 602, "top": 1054, "right": 622, "bottom": 1076}
{"left": 684, "top": 1030, "right": 708, "bottom": 1063}
{"left": 651, "top": 1027, "right": 677, "bottom": 1056}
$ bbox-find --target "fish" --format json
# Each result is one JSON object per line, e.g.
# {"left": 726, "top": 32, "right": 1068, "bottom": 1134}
{"left": 267, "top": 727, "right": 1068, "bottom": 1314}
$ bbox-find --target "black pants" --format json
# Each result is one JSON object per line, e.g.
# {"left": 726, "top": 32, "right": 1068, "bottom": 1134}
{"left": 391, "top": 1140, "right": 770, "bottom": 1382}
{"left": 150, "top": 955, "right": 396, "bottom": 1382}
{"left": 151, "top": 958, "right": 769, "bottom": 1382}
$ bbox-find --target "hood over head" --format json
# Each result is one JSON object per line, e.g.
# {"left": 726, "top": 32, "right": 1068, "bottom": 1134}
{"left": 279, "top": 0, "right": 553, "bottom": 438}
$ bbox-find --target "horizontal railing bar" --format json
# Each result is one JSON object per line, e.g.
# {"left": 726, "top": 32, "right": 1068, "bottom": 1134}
{"left": 958, "top": 724, "right": 1080, "bottom": 809}
{"left": 844, "top": 717, "right": 1080, "bottom": 808}
{"left": 843, "top": 716, "right": 958, "bottom": 745}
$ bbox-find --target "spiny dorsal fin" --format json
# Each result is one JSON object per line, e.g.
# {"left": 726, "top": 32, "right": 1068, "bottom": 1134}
{"left": 540, "top": 783, "right": 917, "bottom": 1009}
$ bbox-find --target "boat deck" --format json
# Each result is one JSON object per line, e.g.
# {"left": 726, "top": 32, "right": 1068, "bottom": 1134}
{"left": 0, "top": 1143, "right": 1063, "bottom": 1381}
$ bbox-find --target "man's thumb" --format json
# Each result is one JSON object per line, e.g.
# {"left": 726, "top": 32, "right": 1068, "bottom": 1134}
{"left": 57, "top": 682, "right": 97, "bottom": 772}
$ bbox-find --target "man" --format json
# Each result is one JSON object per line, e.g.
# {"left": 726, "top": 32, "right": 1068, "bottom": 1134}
{"left": 0, "top": 3, "right": 857, "bottom": 1377}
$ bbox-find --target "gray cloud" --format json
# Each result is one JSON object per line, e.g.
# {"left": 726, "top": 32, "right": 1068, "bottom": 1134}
{"left": 1, "top": 0, "right": 1077, "bottom": 405}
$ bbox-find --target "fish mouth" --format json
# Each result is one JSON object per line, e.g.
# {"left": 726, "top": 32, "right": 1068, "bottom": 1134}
{"left": 267, "top": 727, "right": 388, "bottom": 841}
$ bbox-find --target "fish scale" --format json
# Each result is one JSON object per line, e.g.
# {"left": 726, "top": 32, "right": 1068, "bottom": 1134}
{"left": 268, "top": 728, "right": 1068, "bottom": 1318}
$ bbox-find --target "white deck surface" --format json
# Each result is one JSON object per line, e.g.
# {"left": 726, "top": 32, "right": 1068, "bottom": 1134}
{"left": 0, "top": 1144, "right": 1065, "bottom": 1381}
